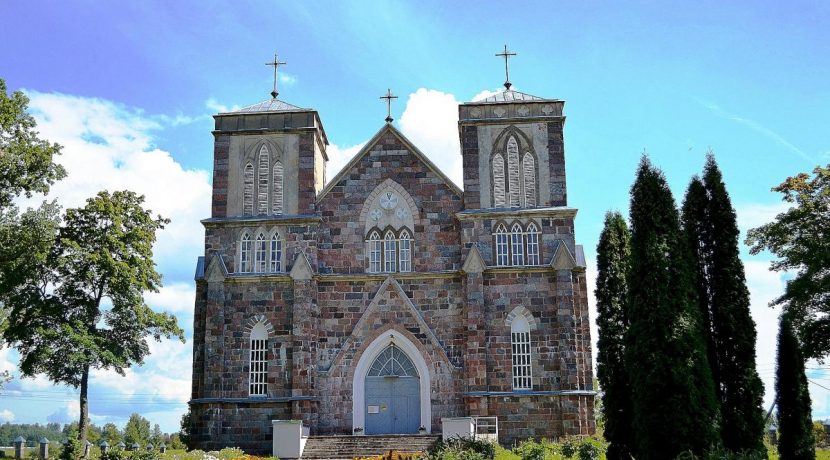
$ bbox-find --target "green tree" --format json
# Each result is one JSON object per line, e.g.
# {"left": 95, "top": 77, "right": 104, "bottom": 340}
{"left": 746, "top": 164, "right": 830, "bottom": 361}
{"left": 101, "top": 423, "right": 121, "bottom": 445}
{"left": 682, "top": 155, "right": 766, "bottom": 455}
{"left": 179, "top": 409, "right": 193, "bottom": 449}
{"left": 812, "top": 421, "right": 828, "bottom": 448}
{"left": 123, "top": 414, "right": 151, "bottom": 446}
{"left": 594, "top": 211, "right": 634, "bottom": 460}
{"left": 2, "top": 191, "right": 183, "bottom": 453}
{"left": 149, "top": 424, "right": 163, "bottom": 446}
{"left": 776, "top": 313, "right": 815, "bottom": 459}
{"left": 625, "top": 156, "right": 718, "bottom": 459}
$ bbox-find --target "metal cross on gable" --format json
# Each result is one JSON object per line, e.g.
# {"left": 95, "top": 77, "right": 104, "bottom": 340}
{"left": 496, "top": 44, "right": 517, "bottom": 90}
{"left": 380, "top": 88, "right": 398, "bottom": 123}
{"left": 265, "top": 52, "right": 287, "bottom": 99}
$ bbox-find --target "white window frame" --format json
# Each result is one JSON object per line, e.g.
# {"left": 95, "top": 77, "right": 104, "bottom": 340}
{"left": 269, "top": 232, "right": 282, "bottom": 272}
{"left": 384, "top": 231, "right": 397, "bottom": 273}
{"left": 399, "top": 230, "right": 412, "bottom": 272}
{"left": 511, "top": 223, "right": 525, "bottom": 266}
{"left": 249, "top": 323, "right": 268, "bottom": 397}
{"left": 495, "top": 224, "right": 510, "bottom": 266}
{"left": 526, "top": 223, "right": 540, "bottom": 266}
{"left": 511, "top": 316, "right": 532, "bottom": 391}
{"left": 368, "top": 231, "right": 382, "bottom": 273}
{"left": 240, "top": 233, "right": 252, "bottom": 273}
{"left": 255, "top": 233, "right": 267, "bottom": 273}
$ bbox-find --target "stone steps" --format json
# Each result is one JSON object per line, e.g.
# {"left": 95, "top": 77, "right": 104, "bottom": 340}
{"left": 300, "top": 435, "right": 440, "bottom": 459}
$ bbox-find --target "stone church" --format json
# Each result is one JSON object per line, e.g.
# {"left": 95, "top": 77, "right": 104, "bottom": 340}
{"left": 189, "top": 73, "right": 596, "bottom": 452}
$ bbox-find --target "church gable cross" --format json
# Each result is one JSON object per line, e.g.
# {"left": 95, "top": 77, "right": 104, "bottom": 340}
{"left": 266, "top": 52, "right": 287, "bottom": 99}
{"left": 496, "top": 44, "right": 517, "bottom": 90}
{"left": 380, "top": 88, "right": 398, "bottom": 124}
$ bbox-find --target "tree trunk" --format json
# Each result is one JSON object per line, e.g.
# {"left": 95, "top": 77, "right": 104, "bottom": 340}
{"left": 77, "top": 365, "right": 89, "bottom": 458}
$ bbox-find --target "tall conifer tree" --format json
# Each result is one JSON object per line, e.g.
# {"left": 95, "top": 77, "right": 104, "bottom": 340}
{"left": 682, "top": 155, "right": 766, "bottom": 454}
{"left": 625, "top": 156, "right": 718, "bottom": 459}
{"left": 776, "top": 313, "right": 815, "bottom": 460}
{"left": 595, "top": 211, "right": 634, "bottom": 460}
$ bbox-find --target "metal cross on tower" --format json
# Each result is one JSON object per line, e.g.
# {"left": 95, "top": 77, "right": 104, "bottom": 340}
{"left": 380, "top": 88, "right": 398, "bottom": 123}
{"left": 496, "top": 44, "right": 517, "bottom": 90}
{"left": 265, "top": 52, "right": 287, "bottom": 99}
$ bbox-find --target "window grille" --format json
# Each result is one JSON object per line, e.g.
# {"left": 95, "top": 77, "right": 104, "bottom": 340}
{"left": 495, "top": 224, "right": 510, "bottom": 266}
{"left": 367, "top": 344, "right": 418, "bottom": 377}
{"left": 257, "top": 146, "right": 269, "bottom": 214}
{"left": 399, "top": 230, "right": 412, "bottom": 272}
{"left": 526, "top": 223, "right": 540, "bottom": 266}
{"left": 255, "top": 233, "right": 267, "bottom": 273}
{"left": 240, "top": 233, "right": 252, "bottom": 273}
{"left": 269, "top": 233, "right": 282, "bottom": 272}
{"left": 506, "top": 136, "right": 521, "bottom": 207}
{"left": 368, "top": 231, "right": 382, "bottom": 273}
{"left": 249, "top": 323, "right": 268, "bottom": 396}
{"left": 272, "top": 161, "right": 284, "bottom": 215}
{"left": 511, "top": 224, "right": 525, "bottom": 266}
{"left": 243, "top": 163, "right": 254, "bottom": 215}
{"left": 384, "top": 231, "right": 397, "bottom": 273}
{"left": 493, "top": 153, "right": 506, "bottom": 207}
{"left": 522, "top": 152, "right": 536, "bottom": 207}
{"left": 511, "top": 316, "right": 532, "bottom": 390}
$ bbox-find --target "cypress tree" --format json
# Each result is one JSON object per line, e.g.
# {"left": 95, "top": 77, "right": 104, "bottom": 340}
{"left": 625, "top": 156, "right": 718, "bottom": 459}
{"left": 683, "top": 155, "right": 766, "bottom": 454}
{"left": 776, "top": 313, "right": 815, "bottom": 460}
{"left": 595, "top": 211, "right": 634, "bottom": 460}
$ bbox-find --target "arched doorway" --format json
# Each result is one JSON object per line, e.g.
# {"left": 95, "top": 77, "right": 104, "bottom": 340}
{"left": 364, "top": 343, "right": 420, "bottom": 434}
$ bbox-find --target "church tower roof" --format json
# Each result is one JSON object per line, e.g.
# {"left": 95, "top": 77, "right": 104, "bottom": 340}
{"left": 473, "top": 89, "right": 558, "bottom": 104}
{"left": 221, "top": 98, "right": 310, "bottom": 114}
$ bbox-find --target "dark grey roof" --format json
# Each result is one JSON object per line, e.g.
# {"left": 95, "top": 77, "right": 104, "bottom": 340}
{"left": 222, "top": 98, "right": 309, "bottom": 114}
{"left": 477, "top": 90, "right": 549, "bottom": 103}
{"left": 194, "top": 256, "right": 205, "bottom": 281}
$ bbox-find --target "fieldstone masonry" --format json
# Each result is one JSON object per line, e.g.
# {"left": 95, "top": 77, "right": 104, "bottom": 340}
{"left": 190, "top": 89, "right": 595, "bottom": 453}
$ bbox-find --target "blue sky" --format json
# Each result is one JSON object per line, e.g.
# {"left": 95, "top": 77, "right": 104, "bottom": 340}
{"left": 1, "top": 0, "right": 829, "bottom": 432}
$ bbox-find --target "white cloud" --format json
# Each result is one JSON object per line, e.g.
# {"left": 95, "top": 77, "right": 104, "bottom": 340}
{"left": 471, "top": 89, "right": 501, "bottom": 102}
{"left": 279, "top": 72, "right": 298, "bottom": 86}
{"left": 22, "top": 91, "right": 212, "bottom": 282}
{"left": 325, "top": 142, "right": 366, "bottom": 182}
{"left": 0, "top": 409, "right": 15, "bottom": 422}
{"left": 144, "top": 283, "right": 196, "bottom": 314}
{"left": 205, "top": 97, "right": 240, "bottom": 114}
{"left": 735, "top": 202, "right": 790, "bottom": 238}
{"left": 398, "top": 88, "right": 463, "bottom": 187}
{"left": 47, "top": 401, "right": 80, "bottom": 424}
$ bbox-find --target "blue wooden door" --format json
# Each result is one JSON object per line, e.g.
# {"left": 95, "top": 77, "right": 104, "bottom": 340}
{"left": 364, "top": 345, "right": 421, "bottom": 435}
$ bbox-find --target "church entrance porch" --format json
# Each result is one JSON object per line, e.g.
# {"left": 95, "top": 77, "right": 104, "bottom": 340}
{"left": 364, "top": 344, "right": 421, "bottom": 434}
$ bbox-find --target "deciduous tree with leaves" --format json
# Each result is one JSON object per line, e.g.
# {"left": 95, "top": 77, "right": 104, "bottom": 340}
{"left": 2, "top": 191, "right": 183, "bottom": 455}
{"left": 746, "top": 164, "right": 830, "bottom": 361}
{"left": 594, "top": 211, "right": 634, "bottom": 460}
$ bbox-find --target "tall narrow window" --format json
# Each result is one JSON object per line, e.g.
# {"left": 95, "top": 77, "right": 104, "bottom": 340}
{"left": 399, "top": 230, "right": 412, "bottom": 272}
{"left": 511, "top": 315, "right": 533, "bottom": 390}
{"left": 522, "top": 152, "right": 537, "bottom": 207}
{"left": 255, "top": 233, "right": 267, "bottom": 273}
{"left": 240, "top": 233, "right": 252, "bottom": 273}
{"left": 526, "top": 223, "right": 540, "bottom": 266}
{"left": 495, "top": 224, "right": 510, "bottom": 266}
{"left": 257, "top": 146, "right": 269, "bottom": 214}
{"left": 272, "top": 161, "right": 284, "bottom": 215}
{"left": 243, "top": 163, "right": 254, "bottom": 215}
{"left": 511, "top": 223, "right": 525, "bottom": 266}
{"left": 269, "top": 233, "right": 283, "bottom": 272}
{"left": 493, "top": 153, "right": 506, "bottom": 207}
{"left": 506, "top": 136, "right": 521, "bottom": 207}
{"left": 384, "top": 231, "right": 397, "bottom": 272}
{"left": 249, "top": 322, "right": 268, "bottom": 396}
{"left": 368, "top": 231, "right": 382, "bottom": 273}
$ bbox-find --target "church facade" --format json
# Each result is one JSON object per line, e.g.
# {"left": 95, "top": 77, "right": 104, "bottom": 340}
{"left": 189, "top": 87, "right": 595, "bottom": 453}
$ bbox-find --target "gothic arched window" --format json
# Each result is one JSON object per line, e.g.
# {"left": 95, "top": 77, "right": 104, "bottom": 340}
{"left": 522, "top": 152, "right": 537, "bottom": 207}
{"left": 511, "top": 314, "right": 532, "bottom": 390}
{"left": 272, "top": 160, "right": 284, "bottom": 215}
{"left": 243, "top": 163, "right": 254, "bottom": 216}
{"left": 257, "top": 146, "right": 269, "bottom": 214}
{"left": 384, "top": 231, "right": 397, "bottom": 273}
{"left": 255, "top": 233, "right": 267, "bottom": 273}
{"left": 495, "top": 224, "right": 510, "bottom": 266}
{"left": 249, "top": 322, "right": 268, "bottom": 396}
{"left": 269, "top": 232, "right": 283, "bottom": 272}
{"left": 506, "top": 136, "right": 521, "bottom": 207}
{"left": 493, "top": 153, "right": 506, "bottom": 207}
{"left": 511, "top": 223, "right": 525, "bottom": 266}
{"left": 240, "top": 233, "right": 252, "bottom": 273}
{"left": 367, "top": 231, "right": 382, "bottom": 273}
{"left": 525, "top": 223, "right": 540, "bottom": 266}
{"left": 399, "top": 230, "right": 412, "bottom": 272}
